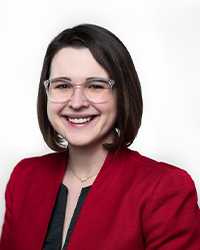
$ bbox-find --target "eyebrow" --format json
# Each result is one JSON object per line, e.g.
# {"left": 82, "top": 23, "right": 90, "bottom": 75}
{"left": 53, "top": 76, "right": 71, "bottom": 81}
{"left": 51, "top": 76, "right": 107, "bottom": 82}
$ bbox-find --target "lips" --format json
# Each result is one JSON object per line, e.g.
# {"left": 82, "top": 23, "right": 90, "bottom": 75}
{"left": 68, "top": 117, "right": 93, "bottom": 124}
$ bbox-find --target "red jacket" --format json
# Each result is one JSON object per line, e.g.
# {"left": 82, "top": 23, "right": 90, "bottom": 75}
{"left": 1, "top": 148, "right": 200, "bottom": 249}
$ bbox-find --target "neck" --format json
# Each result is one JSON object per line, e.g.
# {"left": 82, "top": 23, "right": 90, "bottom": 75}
{"left": 67, "top": 143, "right": 109, "bottom": 176}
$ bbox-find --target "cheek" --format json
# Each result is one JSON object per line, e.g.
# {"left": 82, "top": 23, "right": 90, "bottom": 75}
{"left": 101, "top": 93, "right": 118, "bottom": 126}
{"left": 47, "top": 101, "right": 54, "bottom": 123}
{"left": 46, "top": 101, "right": 62, "bottom": 125}
{"left": 110, "top": 92, "right": 118, "bottom": 123}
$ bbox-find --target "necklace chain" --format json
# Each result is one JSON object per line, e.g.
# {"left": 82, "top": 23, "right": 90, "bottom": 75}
{"left": 68, "top": 165, "right": 99, "bottom": 182}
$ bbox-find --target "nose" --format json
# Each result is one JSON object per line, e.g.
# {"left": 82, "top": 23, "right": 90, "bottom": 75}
{"left": 68, "top": 86, "right": 89, "bottom": 109}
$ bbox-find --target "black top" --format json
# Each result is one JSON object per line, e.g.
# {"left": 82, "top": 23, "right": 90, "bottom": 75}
{"left": 42, "top": 183, "right": 91, "bottom": 250}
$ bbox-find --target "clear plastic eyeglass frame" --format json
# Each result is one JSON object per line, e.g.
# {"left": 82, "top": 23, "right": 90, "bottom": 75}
{"left": 43, "top": 77, "right": 115, "bottom": 104}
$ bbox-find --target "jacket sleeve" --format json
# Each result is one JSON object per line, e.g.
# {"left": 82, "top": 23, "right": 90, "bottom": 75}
{"left": 142, "top": 168, "right": 200, "bottom": 249}
{"left": 0, "top": 167, "right": 16, "bottom": 250}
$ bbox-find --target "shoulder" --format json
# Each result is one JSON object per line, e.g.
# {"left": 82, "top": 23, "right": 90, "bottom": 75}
{"left": 113, "top": 148, "right": 196, "bottom": 192}
{"left": 5, "top": 151, "right": 67, "bottom": 206}
{"left": 120, "top": 147, "right": 178, "bottom": 168}
{"left": 15, "top": 151, "right": 66, "bottom": 169}
{"left": 118, "top": 147, "right": 189, "bottom": 175}
{"left": 113, "top": 148, "right": 199, "bottom": 219}
{"left": 9, "top": 151, "right": 67, "bottom": 186}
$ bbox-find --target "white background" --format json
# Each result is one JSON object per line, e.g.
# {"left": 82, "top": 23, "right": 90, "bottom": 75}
{"left": 1, "top": 0, "right": 200, "bottom": 233}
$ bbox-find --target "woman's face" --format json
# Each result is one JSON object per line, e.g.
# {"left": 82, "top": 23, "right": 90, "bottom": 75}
{"left": 47, "top": 47, "right": 117, "bottom": 149}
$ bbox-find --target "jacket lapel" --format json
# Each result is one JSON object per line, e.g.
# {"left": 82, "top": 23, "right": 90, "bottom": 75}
{"left": 12, "top": 151, "right": 67, "bottom": 250}
{"left": 66, "top": 149, "right": 128, "bottom": 249}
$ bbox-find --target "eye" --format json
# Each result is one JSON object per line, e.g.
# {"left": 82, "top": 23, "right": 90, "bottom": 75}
{"left": 86, "top": 80, "right": 109, "bottom": 90}
{"left": 51, "top": 79, "right": 72, "bottom": 90}
{"left": 89, "top": 84, "right": 104, "bottom": 89}
{"left": 56, "top": 84, "right": 70, "bottom": 89}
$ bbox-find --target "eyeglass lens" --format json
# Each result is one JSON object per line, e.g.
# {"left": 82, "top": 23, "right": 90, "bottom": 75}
{"left": 48, "top": 79, "right": 112, "bottom": 103}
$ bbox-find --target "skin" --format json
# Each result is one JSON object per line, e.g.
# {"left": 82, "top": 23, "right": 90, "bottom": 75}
{"left": 47, "top": 47, "right": 118, "bottom": 247}
{"left": 48, "top": 48, "right": 117, "bottom": 151}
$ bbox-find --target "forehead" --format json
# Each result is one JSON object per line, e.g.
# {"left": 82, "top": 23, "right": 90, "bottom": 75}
{"left": 50, "top": 47, "right": 108, "bottom": 81}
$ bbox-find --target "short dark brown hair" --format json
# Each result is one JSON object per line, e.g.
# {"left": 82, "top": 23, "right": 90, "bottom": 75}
{"left": 37, "top": 24, "right": 143, "bottom": 152}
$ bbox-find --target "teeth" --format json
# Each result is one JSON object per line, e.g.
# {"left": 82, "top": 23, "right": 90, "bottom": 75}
{"left": 68, "top": 117, "right": 92, "bottom": 124}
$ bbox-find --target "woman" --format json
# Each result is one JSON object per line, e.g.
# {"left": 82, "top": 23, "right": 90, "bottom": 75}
{"left": 1, "top": 24, "right": 200, "bottom": 250}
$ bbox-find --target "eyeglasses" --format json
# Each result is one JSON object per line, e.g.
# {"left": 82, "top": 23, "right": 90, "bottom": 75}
{"left": 43, "top": 77, "right": 115, "bottom": 104}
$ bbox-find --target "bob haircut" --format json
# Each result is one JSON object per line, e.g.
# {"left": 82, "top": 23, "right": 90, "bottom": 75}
{"left": 37, "top": 24, "right": 143, "bottom": 152}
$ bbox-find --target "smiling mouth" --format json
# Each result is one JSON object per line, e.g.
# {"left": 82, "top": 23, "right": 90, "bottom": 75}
{"left": 67, "top": 117, "right": 94, "bottom": 124}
